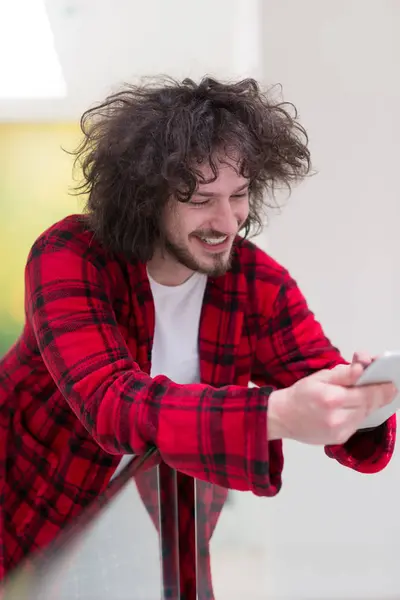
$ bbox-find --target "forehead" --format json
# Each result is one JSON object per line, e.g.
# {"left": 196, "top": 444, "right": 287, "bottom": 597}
{"left": 196, "top": 157, "right": 248, "bottom": 192}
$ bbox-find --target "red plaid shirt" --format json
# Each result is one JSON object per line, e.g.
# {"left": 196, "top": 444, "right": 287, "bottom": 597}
{"left": 0, "top": 215, "right": 396, "bottom": 595}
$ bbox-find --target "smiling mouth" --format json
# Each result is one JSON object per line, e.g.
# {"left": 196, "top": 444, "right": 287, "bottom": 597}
{"left": 198, "top": 235, "right": 228, "bottom": 246}
{"left": 193, "top": 234, "right": 231, "bottom": 253}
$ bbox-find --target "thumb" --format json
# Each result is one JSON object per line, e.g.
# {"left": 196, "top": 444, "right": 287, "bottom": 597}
{"left": 315, "top": 362, "right": 364, "bottom": 387}
{"left": 352, "top": 351, "right": 375, "bottom": 368}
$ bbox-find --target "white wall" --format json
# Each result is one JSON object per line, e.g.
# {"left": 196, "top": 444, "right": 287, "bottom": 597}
{"left": 1, "top": 0, "right": 241, "bottom": 120}
{"left": 212, "top": 1, "right": 400, "bottom": 599}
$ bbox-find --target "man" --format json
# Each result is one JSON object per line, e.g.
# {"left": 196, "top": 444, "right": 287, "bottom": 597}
{"left": 0, "top": 76, "right": 396, "bottom": 597}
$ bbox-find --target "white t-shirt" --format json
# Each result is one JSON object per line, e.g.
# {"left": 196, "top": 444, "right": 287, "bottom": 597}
{"left": 111, "top": 271, "right": 207, "bottom": 479}
{"left": 148, "top": 270, "right": 207, "bottom": 383}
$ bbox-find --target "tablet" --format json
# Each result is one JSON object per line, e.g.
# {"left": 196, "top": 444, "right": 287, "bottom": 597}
{"left": 355, "top": 351, "right": 400, "bottom": 429}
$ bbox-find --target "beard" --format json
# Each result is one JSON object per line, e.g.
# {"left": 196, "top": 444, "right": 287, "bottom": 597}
{"left": 164, "top": 235, "right": 233, "bottom": 277}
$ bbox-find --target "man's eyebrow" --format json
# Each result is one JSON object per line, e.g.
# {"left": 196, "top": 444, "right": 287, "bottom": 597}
{"left": 232, "top": 183, "right": 249, "bottom": 193}
{"left": 194, "top": 183, "right": 249, "bottom": 198}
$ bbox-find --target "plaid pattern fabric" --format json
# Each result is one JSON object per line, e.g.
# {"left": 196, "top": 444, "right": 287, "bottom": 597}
{"left": 0, "top": 214, "right": 396, "bottom": 595}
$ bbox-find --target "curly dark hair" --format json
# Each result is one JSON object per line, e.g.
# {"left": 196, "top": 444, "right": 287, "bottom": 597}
{"left": 71, "top": 76, "right": 311, "bottom": 261}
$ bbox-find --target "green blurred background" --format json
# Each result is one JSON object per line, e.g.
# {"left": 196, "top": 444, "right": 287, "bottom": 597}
{"left": 0, "top": 123, "right": 83, "bottom": 356}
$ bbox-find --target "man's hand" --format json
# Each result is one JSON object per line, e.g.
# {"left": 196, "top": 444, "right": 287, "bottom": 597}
{"left": 268, "top": 360, "right": 397, "bottom": 445}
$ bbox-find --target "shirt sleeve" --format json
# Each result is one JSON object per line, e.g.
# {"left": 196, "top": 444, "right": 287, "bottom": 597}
{"left": 24, "top": 235, "right": 281, "bottom": 496}
{"left": 251, "top": 270, "right": 396, "bottom": 474}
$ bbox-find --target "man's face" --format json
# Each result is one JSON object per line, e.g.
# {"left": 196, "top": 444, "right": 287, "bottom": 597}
{"left": 162, "top": 158, "right": 250, "bottom": 279}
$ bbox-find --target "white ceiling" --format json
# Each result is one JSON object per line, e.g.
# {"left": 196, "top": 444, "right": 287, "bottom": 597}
{"left": 0, "top": 0, "right": 247, "bottom": 121}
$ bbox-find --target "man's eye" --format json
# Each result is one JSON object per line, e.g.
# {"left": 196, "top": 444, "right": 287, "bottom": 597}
{"left": 190, "top": 199, "right": 210, "bottom": 206}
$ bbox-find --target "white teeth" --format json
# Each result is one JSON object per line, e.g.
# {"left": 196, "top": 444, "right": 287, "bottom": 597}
{"left": 200, "top": 236, "right": 228, "bottom": 245}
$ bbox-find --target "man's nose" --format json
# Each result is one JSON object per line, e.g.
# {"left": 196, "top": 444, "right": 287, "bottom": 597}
{"left": 211, "top": 199, "right": 239, "bottom": 235}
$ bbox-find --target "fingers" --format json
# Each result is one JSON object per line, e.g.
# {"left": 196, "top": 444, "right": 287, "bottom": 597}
{"left": 332, "top": 382, "right": 396, "bottom": 443}
{"left": 316, "top": 382, "right": 396, "bottom": 445}
{"left": 337, "top": 381, "right": 397, "bottom": 411}
{"left": 312, "top": 363, "right": 396, "bottom": 414}
{"left": 292, "top": 361, "right": 397, "bottom": 445}
{"left": 316, "top": 362, "right": 364, "bottom": 387}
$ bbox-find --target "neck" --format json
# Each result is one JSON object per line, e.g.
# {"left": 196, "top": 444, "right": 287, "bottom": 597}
{"left": 147, "top": 250, "right": 194, "bottom": 286}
